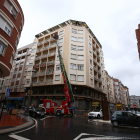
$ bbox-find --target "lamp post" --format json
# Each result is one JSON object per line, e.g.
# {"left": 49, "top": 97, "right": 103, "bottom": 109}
{"left": 25, "top": 68, "right": 36, "bottom": 116}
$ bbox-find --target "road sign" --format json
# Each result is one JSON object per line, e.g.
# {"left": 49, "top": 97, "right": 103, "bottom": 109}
{"left": 5, "top": 88, "right": 10, "bottom": 98}
{"left": 133, "top": 105, "right": 137, "bottom": 108}
{"left": 28, "top": 90, "right": 33, "bottom": 95}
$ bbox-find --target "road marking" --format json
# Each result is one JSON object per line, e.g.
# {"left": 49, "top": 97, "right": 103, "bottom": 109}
{"left": 74, "top": 133, "right": 138, "bottom": 140}
{"left": 9, "top": 135, "right": 30, "bottom": 140}
{"left": 9, "top": 117, "right": 37, "bottom": 140}
{"left": 40, "top": 115, "right": 56, "bottom": 121}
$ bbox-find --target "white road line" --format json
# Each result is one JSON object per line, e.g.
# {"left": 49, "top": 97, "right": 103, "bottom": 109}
{"left": 40, "top": 116, "right": 56, "bottom": 121}
{"left": 9, "top": 135, "right": 30, "bottom": 140}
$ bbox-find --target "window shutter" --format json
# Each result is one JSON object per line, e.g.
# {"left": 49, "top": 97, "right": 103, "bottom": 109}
{"left": 55, "top": 75, "right": 60, "bottom": 81}
{"left": 71, "top": 54, "right": 76, "bottom": 59}
{"left": 77, "top": 75, "right": 84, "bottom": 81}
{"left": 4, "top": 0, "right": 12, "bottom": 11}
{"left": 78, "top": 55, "right": 84, "bottom": 60}
{"left": 70, "top": 74, "right": 76, "bottom": 81}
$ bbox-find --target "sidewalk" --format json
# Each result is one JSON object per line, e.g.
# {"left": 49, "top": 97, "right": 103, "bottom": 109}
{"left": 0, "top": 112, "right": 34, "bottom": 134}
{"left": 88, "top": 118, "right": 111, "bottom": 124}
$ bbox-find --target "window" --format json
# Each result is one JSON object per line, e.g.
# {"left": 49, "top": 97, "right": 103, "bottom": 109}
{"left": 15, "top": 37, "right": 19, "bottom": 47}
{"left": 78, "top": 37, "right": 83, "bottom": 42}
{"left": 55, "top": 75, "right": 60, "bottom": 81}
{"left": 26, "top": 62, "right": 29, "bottom": 65}
{"left": 21, "top": 85, "right": 24, "bottom": 88}
{"left": 71, "top": 54, "right": 76, "bottom": 59}
{"left": 71, "top": 36, "right": 77, "bottom": 41}
{"left": 77, "top": 55, "right": 84, "bottom": 60}
{"left": 56, "top": 65, "right": 60, "bottom": 70}
{"left": 33, "top": 42, "right": 37, "bottom": 46}
{"left": 89, "top": 36, "right": 91, "bottom": 40}
{"left": 57, "top": 55, "right": 59, "bottom": 60}
{"left": 23, "top": 76, "right": 26, "bottom": 81}
{"left": 15, "top": 64, "right": 18, "bottom": 68}
{"left": 78, "top": 30, "right": 83, "bottom": 34}
{"left": 59, "top": 30, "right": 64, "bottom": 35}
{"left": 70, "top": 64, "right": 76, "bottom": 69}
{"left": 0, "top": 42, "right": 6, "bottom": 56}
{"left": 29, "top": 63, "right": 33, "bottom": 67}
{"left": 31, "top": 55, "right": 34, "bottom": 59}
{"left": 77, "top": 75, "right": 84, "bottom": 81}
{"left": 90, "top": 79, "right": 93, "bottom": 85}
{"left": 59, "top": 38, "right": 63, "bottom": 43}
{"left": 89, "top": 43, "right": 91, "bottom": 48}
{"left": 29, "top": 48, "right": 32, "bottom": 52}
{"left": 70, "top": 74, "right": 76, "bottom": 81}
{"left": 19, "top": 70, "right": 22, "bottom": 73}
{"left": 17, "top": 77, "right": 20, "bottom": 81}
{"left": 20, "top": 63, "right": 23, "bottom": 66}
{"left": 14, "top": 71, "right": 17, "bottom": 74}
{"left": 71, "top": 45, "right": 76, "bottom": 50}
{"left": 77, "top": 64, "right": 84, "bottom": 70}
{"left": 15, "top": 85, "right": 18, "bottom": 88}
{"left": 90, "top": 59, "right": 92, "bottom": 65}
{"left": 115, "top": 82, "right": 118, "bottom": 85}
{"left": 26, "top": 79, "right": 30, "bottom": 85}
{"left": 90, "top": 68, "right": 93, "bottom": 74}
{"left": 72, "top": 29, "right": 77, "bottom": 34}
{"left": 78, "top": 46, "right": 83, "bottom": 51}
{"left": 10, "top": 53, "right": 14, "bottom": 65}
{"left": 4, "top": 0, "right": 18, "bottom": 19}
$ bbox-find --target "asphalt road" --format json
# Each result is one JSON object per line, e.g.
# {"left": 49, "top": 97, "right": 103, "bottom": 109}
{"left": 0, "top": 116, "right": 140, "bottom": 140}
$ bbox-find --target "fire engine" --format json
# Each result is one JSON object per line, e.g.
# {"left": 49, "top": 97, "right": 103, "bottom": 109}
{"left": 37, "top": 33, "right": 74, "bottom": 116}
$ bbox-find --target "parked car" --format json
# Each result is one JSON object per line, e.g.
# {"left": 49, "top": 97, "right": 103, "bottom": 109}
{"left": 136, "top": 111, "right": 140, "bottom": 117}
{"left": 88, "top": 109, "right": 102, "bottom": 119}
{"left": 111, "top": 111, "right": 140, "bottom": 128}
{"left": 29, "top": 106, "right": 45, "bottom": 118}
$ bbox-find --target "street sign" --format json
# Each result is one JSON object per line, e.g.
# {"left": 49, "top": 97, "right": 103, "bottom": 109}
{"left": 28, "top": 90, "right": 33, "bottom": 95}
{"left": 5, "top": 88, "right": 10, "bottom": 98}
{"left": 133, "top": 105, "right": 137, "bottom": 108}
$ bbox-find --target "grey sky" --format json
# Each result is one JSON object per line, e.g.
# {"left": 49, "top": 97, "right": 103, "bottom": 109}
{"left": 18, "top": 0, "right": 140, "bottom": 96}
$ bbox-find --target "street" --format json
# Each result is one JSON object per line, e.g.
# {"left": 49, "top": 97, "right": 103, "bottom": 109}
{"left": 0, "top": 116, "right": 140, "bottom": 140}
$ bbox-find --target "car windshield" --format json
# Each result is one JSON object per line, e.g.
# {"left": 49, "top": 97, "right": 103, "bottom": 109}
{"left": 34, "top": 107, "right": 42, "bottom": 111}
{"left": 137, "top": 112, "right": 140, "bottom": 114}
{"left": 92, "top": 110, "right": 100, "bottom": 112}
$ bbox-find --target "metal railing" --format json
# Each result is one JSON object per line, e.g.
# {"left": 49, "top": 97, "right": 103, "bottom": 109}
{"left": 22, "top": 52, "right": 27, "bottom": 56}
{"left": 47, "top": 61, "right": 55, "bottom": 65}
{"left": 40, "top": 62, "right": 46, "bottom": 67}
{"left": 20, "top": 59, "right": 25, "bottom": 62}
{"left": 39, "top": 81, "right": 44, "bottom": 85}
{"left": 46, "top": 70, "right": 54, "bottom": 74}
{"left": 44, "top": 39, "right": 49, "bottom": 43}
{"left": 94, "top": 76, "right": 98, "bottom": 81}
{"left": 43, "top": 46, "right": 49, "bottom": 50}
{"left": 41, "top": 54, "right": 47, "bottom": 58}
{"left": 48, "top": 52, "right": 56, "bottom": 57}
{"left": 38, "top": 42, "right": 43, "bottom": 46}
{"left": 49, "top": 44, "right": 57, "bottom": 49}
{"left": 39, "top": 72, "right": 45, "bottom": 75}
{"left": 35, "top": 57, "right": 40, "bottom": 60}
{"left": 46, "top": 80, "right": 53, "bottom": 84}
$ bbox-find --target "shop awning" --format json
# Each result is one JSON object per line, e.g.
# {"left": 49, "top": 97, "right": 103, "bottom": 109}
{"left": 7, "top": 97, "right": 23, "bottom": 100}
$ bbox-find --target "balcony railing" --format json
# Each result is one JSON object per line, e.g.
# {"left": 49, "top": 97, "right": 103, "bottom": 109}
{"left": 46, "top": 80, "right": 53, "bottom": 84}
{"left": 43, "top": 46, "right": 49, "bottom": 50}
{"left": 97, "top": 56, "right": 100, "bottom": 60}
{"left": 16, "top": 60, "right": 20, "bottom": 63}
{"left": 39, "top": 81, "right": 44, "bottom": 85}
{"left": 35, "top": 57, "right": 40, "bottom": 60}
{"left": 21, "top": 59, "right": 25, "bottom": 62}
{"left": 97, "top": 62, "right": 101, "bottom": 67}
{"left": 49, "top": 44, "right": 57, "bottom": 49}
{"left": 48, "top": 52, "right": 56, "bottom": 57}
{"left": 44, "top": 39, "right": 49, "bottom": 43}
{"left": 35, "top": 64, "right": 39, "bottom": 68}
{"left": 93, "top": 51, "right": 97, "bottom": 56}
{"left": 47, "top": 61, "right": 55, "bottom": 65}
{"left": 94, "top": 76, "right": 98, "bottom": 81}
{"left": 22, "top": 52, "right": 27, "bottom": 56}
{"left": 40, "top": 62, "right": 46, "bottom": 67}
{"left": 98, "top": 79, "right": 102, "bottom": 83}
{"left": 46, "top": 70, "right": 54, "bottom": 75}
{"left": 38, "top": 42, "right": 43, "bottom": 46}
{"left": 33, "top": 82, "right": 38, "bottom": 85}
{"left": 33, "top": 73, "right": 38, "bottom": 76}
{"left": 41, "top": 54, "right": 47, "bottom": 58}
{"left": 94, "top": 67, "right": 98, "bottom": 72}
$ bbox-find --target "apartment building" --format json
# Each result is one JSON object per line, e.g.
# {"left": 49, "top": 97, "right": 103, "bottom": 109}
{"left": 135, "top": 24, "right": 140, "bottom": 60}
{"left": 0, "top": 43, "right": 36, "bottom": 104}
{"left": 130, "top": 95, "right": 140, "bottom": 111}
{"left": 0, "top": 0, "right": 24, "bottom": 77}
{"left": 22, "top": 19, "right": 106, "bottom": 110}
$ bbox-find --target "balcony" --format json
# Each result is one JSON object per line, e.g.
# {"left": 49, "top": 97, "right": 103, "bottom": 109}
{"left": 39, "top": 81, "right": 44, "bottom": 85}
{"left": 40, "top": 62, "right": 46, "bottom": 67}
{"left": 16, "top": 60, "right": 20, "bottom": 63}
{"left": 98, "top": 79, "right": 102, "bottom": 83}
{"left": 94, "top": 67, "right": 98, "bottom": 72}
{"left": 48, "top": 52, "right": 56, "bottom": 57}
{"left": 46, "top": 69, "right": 54, "bottom": 75}
{"left": 38, "top": 42, "right": 43, "bottom": 46}
{"left": 97, "top": 56, "right": 100, "bottom": 60}
{"left": 41, "top": 54, "right": 47, "bottom": 59}
{"left": 17, "top": 54, "right": 21, "bottom": 58}
{"left": 35, "top": 57, "right": 40, "bottom": 60}
{"left": 21, "top": 59, "right": 25, "bottom": 62}
{"left": 43, "top": 46, "right": 49, "bottom": 51}
{"left": 49, "top": 44, "right": 57, "bottom": 49}
{"left": 39, "top": 71, "right": 45, "bottom": 76}
{"left": 98, "top": 70, "right": 101, "bottom": 75}
{"left": 34, "top": 64, "right": 39, "bottom": 68}
{"left": 33, "top": 73, "right": 38, "bottom": 77}
{"left": 94, "top": 76, "right": 98, "bottom": 81}
{"left": 97, "top": 62, "right": 101, "bottom": 67}
{"left": 93, "top": 51, "right": 97, "bottom": 56}
{"left": 47, "top": 61, "right": 55, "bottom": 65}
{"left": 46, "top": 80, "right": 53, "bottom": 84}
{"left": 44, "top": 39, "right": 49, "bottom": 43}
{"left": 33, "top": 81, "right": 38, "bottom": 85}
{"left": 22, "top": 52, "right": 27, "bottom": 56}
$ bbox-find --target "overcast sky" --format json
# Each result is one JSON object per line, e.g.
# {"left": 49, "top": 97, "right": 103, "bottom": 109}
{"left": 18, "top": 0, "right": 140, "bottom": 96}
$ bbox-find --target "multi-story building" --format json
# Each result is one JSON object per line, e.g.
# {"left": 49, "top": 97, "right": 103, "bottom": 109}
{"left": 123, "top": 86, "right": 130, "bottom": 110}
{"left": 23, "top": 19, "right": 106, "bottom": 110}
{"left": 0, "top": 0, "right": 24, "bottom": 77}
{"left": 0, "top": 43, "right": 36, "bottom": 105}
{"left": 135, "top": 24, "right": 140, "bottom": 60}
{"left": 130, "top": 95, "right": 140, "bottom": 112}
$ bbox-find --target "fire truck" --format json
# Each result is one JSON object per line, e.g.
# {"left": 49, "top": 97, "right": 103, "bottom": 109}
{"left": 38, "top": 33, "right": 74, "bottom": 116}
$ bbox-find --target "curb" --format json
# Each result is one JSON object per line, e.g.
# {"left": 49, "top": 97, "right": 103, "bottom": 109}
{"left": 88, "top": 119, "right": 111, "bottom": 124}
{"left": 0, "top": 118, "right": 34, "bottom": 135}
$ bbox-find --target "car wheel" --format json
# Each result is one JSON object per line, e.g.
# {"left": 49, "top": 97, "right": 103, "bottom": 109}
{"left": 56, "top": 110, "right": 61, "bottom": 116}
{"left": 113, "top": 121, "right": 119, "bottom": 127}
{"left": 42, "top": 108, "right": 45, "bottom": 113}
{"left": 32, "top": 112, "right": 36, "bottom": 117}
{"left": 97, "top": 114, "right": 100, "bottom": 119}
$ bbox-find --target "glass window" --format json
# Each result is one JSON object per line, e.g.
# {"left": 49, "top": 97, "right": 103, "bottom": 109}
{"left": 26, "top": 79, "right": 30, "bottom": 84}
{"left": 77, "top": 75, "right": 84, "bottom": 81}
{"left": 0, "top": 42, "right": 6, "bottom": 56}
{"left": 71, "top": 54, "right": 76, "bottom": 59}
{"left": 33, "top": 42, "right": 37, "bottom": 46}
{"left": 4, "top": 23, "right": 12, "bottom": 36}
{"left": 32, "top": 48, "right": 36, "bottom": 52}
{"left": 55, "top": 75, "right": 60, "bottom": 81}
{"left": 72, "top": 29, "right": 77, "bottom": 34}
{"left": 31, "top": 55, "right": 34, "bottom": 59}
{"left": 59, "top": 38, "right": 63, "bottom": 43}
{"left": 71, "top": 45, "right": 76, "bottom": 50}
{"left": 78, "top": 46, "right": 83, "bottom": 51}
{"left": 90, "top": 68, "right": 93, "bottom": 74}
{"left": 26, "top": 62, "right": 29, "bottom": 65}
{"left": 90, "top": 59, "right": 92, "bottom": 65}
{"left": 77, "top": 64, "right": 84, "bottom": 70}
{"left": 56, "top": 65, "right": 60, "bottom": 70}
{"left": 78, "top": 37, "right": 83, "bottom": 42}
{"left": 70, "top": 74, "right": 76, "bottom": 81}
{"left": 71, "top": 36, "right": 77, "bottom": 41}
{"left": 77, "top": 55, "right": 84, "bottom": 60}
{"left": 70, "top": 64, "right": 76, "bottom": 69}
{"left": 78, "top": 30, "right": 83, "bottom": 34}
{"left": 116, "top": 111, "right": 123, "bottom": 116}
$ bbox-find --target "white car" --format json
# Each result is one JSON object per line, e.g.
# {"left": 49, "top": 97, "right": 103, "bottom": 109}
{"left": 136, "top": 111, "right": 140, "bottom": 117}
{"left": 88, "top": 109, "right": 103, "bottom": 119}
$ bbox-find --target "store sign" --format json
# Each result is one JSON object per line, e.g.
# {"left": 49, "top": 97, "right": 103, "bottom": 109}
{"left": 92, "top": 102, "right": 100, "bottom": 106}
{"left": 116, "top": 104, "right": 122, "bottom": 107}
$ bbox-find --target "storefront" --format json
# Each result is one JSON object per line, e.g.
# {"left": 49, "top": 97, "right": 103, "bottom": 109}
{"left": 116, "top": 104, "right": 124, "bottom": 111}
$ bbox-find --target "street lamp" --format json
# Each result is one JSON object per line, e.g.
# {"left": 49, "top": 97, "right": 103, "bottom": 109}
{"left": 25, "top": 68, "right": 36, "bottom": 116}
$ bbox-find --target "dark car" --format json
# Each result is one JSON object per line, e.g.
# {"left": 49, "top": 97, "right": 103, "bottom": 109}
{"left": 29, "top": 106, "right": 45, "bottom": 118}
{"left": 111, "top": 111, "right": 140, "bottom": 128}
